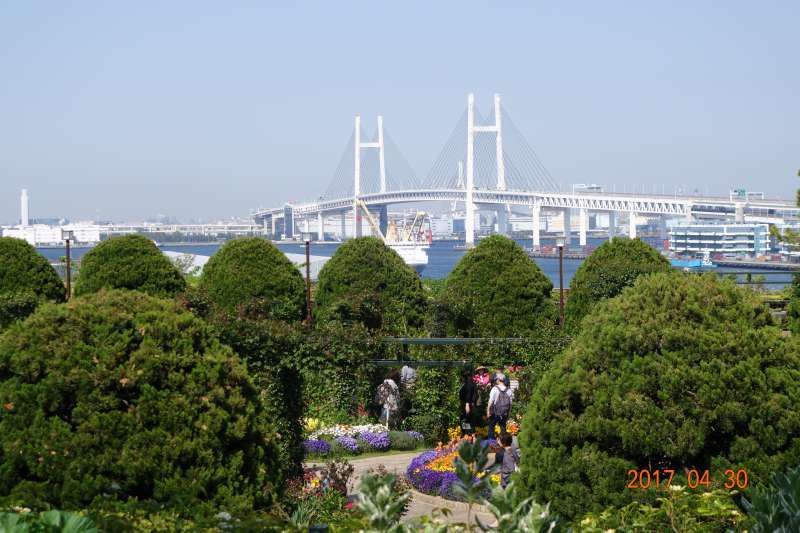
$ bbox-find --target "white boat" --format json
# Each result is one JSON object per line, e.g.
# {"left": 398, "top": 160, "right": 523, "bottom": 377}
{"left": 389, "top": 241, "right": 429, "bottom": 274}
{"left": 356, "top": 200, "right": 429, "bottom": 274}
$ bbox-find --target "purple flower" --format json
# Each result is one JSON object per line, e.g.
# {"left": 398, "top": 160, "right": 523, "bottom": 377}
{"left": 439, "top": 472, "right": 461, "bottom": 498}
{"left": 405, "top": 431, "right": 424, "bottom": 441}
{"left": 334, "top": 435, "right": 359, "bottom": 453}
{"left": 358, "top": 431, "right": 390, "bottom": 451}
{"left": 303, "top": 439, "right": 331, "bottom": 456}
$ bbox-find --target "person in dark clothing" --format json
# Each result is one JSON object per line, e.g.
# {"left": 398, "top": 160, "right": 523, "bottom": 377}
{"left": 458, "top": 369, "right": 478, "bottom": 436}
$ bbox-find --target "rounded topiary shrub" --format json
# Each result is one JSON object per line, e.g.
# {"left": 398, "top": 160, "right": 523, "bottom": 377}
{"left": 565, "top": 237, "right": 670, "bottom": 330}
{"left": 0, "top": 289, "right": 279, "bottom": 515}
{"left": 315, "top": 237, "right": 426, "bottom": 332}
{"left": 199, "top": 237, "right": 305, "bottom": 321}
{"left": 0, "top": 237, "right": 65, "bottom": 328}
{"left": 518, "top": 272, "right": 800, "bottom": 519}
{"left": 74, "top": 235, "right": 185, "bottom": 297}
{"left": 440, "top": 235, "right": 555, "bottom": 337}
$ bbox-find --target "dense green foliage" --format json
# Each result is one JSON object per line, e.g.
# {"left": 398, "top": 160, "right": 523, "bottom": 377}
{"left": 788, "top": 274, "right": 800, "bottom": 334}
{"left": 0, "top": 290, "right": 279, "bottom": 516}
{"left": 519, "top": 272, "right": 800, "bottom": 519}
{"left": 199, "top": 237, "right": 305, "bottom": 321}
{"left": 211, "top": 313, "right": 306, "bottom": 478}
{"left": 0, "top": 237, "right": 65, "bottom": 328}
{"left": 299, "top": 322, "right": 386, "bottom": 424}
{"left": 565, "top": 237, "right": 670, "bottom": 330}
{"left": 314, "top": 237, "right": 426, "bottom": 333}
{"left": 406, "top": 366, "right": 460, "bottom": 443}
{"left": 74, "top": 235, "right": 185, "bottom": 297}
{"left": 439, "top": 235, "right": 555, "bottom": 337}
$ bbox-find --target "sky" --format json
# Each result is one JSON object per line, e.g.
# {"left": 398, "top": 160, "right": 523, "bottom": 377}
{"left": 1, "top": 1, "right": 798, "bottom": 222}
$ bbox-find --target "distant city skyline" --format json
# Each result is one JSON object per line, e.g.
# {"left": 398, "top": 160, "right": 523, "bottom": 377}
{"left": 1, "top": 1, "right": 798, "bottom": 222}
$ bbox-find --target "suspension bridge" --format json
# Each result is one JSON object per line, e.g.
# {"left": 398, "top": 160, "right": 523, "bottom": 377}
{"left": 252, "top": 94, "right": 798, "bottom": 247}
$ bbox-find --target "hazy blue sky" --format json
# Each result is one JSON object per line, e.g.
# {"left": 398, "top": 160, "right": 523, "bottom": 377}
{"left": 1, "top": 1, "right": 798, "bottom": 222}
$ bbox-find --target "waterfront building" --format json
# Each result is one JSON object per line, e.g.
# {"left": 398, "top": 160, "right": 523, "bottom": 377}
{"left": 3, "top": 223, "right": 101, "bottom": 246}
{"left": 669, "top": 222, "right": 770, "bottom": 257}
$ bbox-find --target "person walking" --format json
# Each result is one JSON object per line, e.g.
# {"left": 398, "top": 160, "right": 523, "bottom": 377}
{"left": 487, "top": 373, "right": 512, "bottom": 441}
{"left": 376, "top": 371, "right": 400, "bottom": 429}
{"left": 458, "top": 369, "right": 478, "bottom": 436}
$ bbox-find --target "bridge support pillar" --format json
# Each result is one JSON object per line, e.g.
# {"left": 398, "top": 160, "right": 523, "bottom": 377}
{"left": 608, "top": 211, "right": 616, "bottom": 240}
{"left": 354, "top": 203, "right": 362, "bottom": 238}
{"left": 378, "top": 205, "right": 388, "bottom": 237}
{"left": 270, "top": 215, "right": 277, "bottom": 239}
{"left": 629, "top": 211, "right": 637, "bottom": 239}
{"left": 283, "top": 204, "right": 294, "bottom": 239}
{"left": 735, "top": 202, "right": 745, "bottom": 223}
{"left": 658, "top": 216, "right": 668, "bottom": 242}
{"left": 531, "top": 203, "right": 541, "bottom": 250}
{"left": 318, "top": 212, "right": 324, "bottom": 242}
{"left": 303, "top": 218, "right": 310, "bottom": 234}
{"left": 340, "top": 212, "right": 347, "bottom": 240}
{"left": 562, "top": 209, "right": 572, "bottom": 249}
{"left": 496, "top": 207, "right": 508, "bottom": 235}
{"left": 579, "top": 208, "right": 588, "bottom": 248}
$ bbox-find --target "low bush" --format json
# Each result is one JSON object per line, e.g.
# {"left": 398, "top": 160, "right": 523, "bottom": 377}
{"left": 314, "top": 237, "right": 427, "bottom": 333}
{"left": 577, "top": 488, "right": 746, "bottom": 532}
{"left": 74, "top": 235, "right": 185, "bottom": 297}
{"left": 565, "top": 237, "right": 670, "bottom": 330}
{"left": 389, "top": 430, "right": 421, "bottom": 451}
{"left": 0, "top": 237, "right": 65, "bottom": 328}
{"left": 199, "top": 237, "right": 305, "bottom": 321}
{"left": 742, "top": 464, "right": 800, "bottom": 532}
{"left": 519, "top": 273, "right": 800, "bottom": 520}
{"left": 0, "top": 510, "right": 97, "bottom": 532}
{"left": 438, "top": 235, "right": 556, "bottom": 337}
{"left": 0, "top": 289, "right": 279, "bottom": 516}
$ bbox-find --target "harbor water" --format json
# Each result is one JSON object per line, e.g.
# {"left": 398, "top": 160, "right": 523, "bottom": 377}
{"left": 36, "top": 237, "right": 795, "bottom": 289}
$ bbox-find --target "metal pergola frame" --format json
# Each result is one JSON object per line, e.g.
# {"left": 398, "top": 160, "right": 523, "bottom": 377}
{"left": 373, "top": 337, "right": 533, "bottom": 368}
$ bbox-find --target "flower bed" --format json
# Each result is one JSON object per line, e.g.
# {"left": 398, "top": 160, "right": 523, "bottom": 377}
{"left": 309, "top": 423, "right": 388, "bottom": 440}
{"left": 303, "top": 427, "right": 424, "bottom": 458}
{"left": 406, "top": 444, "right": 499, "bottom": 501}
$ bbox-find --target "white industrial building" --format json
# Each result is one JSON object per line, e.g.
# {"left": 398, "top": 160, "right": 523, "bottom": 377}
{"left": 669, "top": 222, "right": 771, "bottom": 256}
{"left": 2, "top": 189, "right": 101, "bottom": 245}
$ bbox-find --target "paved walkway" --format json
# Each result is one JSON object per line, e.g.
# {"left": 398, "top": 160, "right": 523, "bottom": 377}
{"left": 308, "top": 451, "right": 495, "bottom": 526}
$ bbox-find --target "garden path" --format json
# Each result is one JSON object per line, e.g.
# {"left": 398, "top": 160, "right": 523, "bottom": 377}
{"left": 307, "top": 452, "right": 496, "bottom": 526}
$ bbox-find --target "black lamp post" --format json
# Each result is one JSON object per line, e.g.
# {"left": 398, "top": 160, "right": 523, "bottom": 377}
{"left": 556, "top": 235, "right": 565, "bottom": 328}
{"left": 61, "top": 229, "right": 74, "bottom": 300}
{"left": 304, "top": 239, "right": 313, "bottom": 326}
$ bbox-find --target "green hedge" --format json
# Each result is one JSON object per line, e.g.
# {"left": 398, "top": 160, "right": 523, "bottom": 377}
{"left": 439, "top": 235, "right": 555, "bottom": 337}
{"left": 74, "top": 235, "right": 185, "bottom": 297}
{"left": 565, "top": 237, "right": 671, "bottom": 330}
{"left": 210, "top": 312, "right": 306, "bottom": 478}
{"left": 199, "top": 237, "right": 305, "bottom": 321}
{"left": 519, "top": 272, "right": 800, "bottom": 519}
{"left": 299, "top": 322, "right": 386, "bottom": 424}
{"left": 0, "top": 289, "right": 279, "bottom": 516}
{"left": 315, "top": 237, "right": 426, "bottom": 334}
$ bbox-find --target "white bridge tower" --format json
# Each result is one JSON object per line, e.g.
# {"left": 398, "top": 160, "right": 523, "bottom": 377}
{"left": 465, "top": 93, "right": 505, "bottom": 246}
{"left": 353, "top": 115, "right": 386, "bottom": 237}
